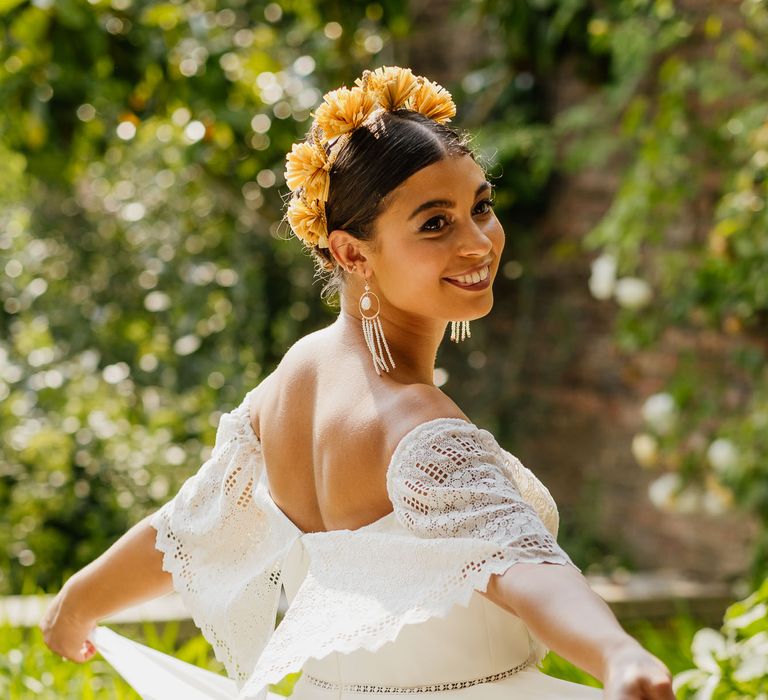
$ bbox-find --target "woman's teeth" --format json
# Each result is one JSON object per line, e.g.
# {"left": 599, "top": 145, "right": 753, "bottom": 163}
{"left": 446, "top": 265, "right": 490, "bottom": 286}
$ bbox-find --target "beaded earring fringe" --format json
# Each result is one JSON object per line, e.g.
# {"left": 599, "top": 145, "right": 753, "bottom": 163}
{"left": 450, "top": 320, "right": 471, "bottom": 342}
{"left": 359, "top": 282, "right": 396, "bottom": 376}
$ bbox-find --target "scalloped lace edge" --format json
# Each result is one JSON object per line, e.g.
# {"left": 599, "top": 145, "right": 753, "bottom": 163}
{"left": 150, "top": 507, "right": 251, "bottom": 684}
{"left": 238, "top": 555, "right": 574, "bottom": 697}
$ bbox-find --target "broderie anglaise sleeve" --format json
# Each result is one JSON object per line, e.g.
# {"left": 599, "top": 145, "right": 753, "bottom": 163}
{"left": 149, "top": 392, "right": 296, "bottom": 688}
{"left": 387, "top": 417, "right": 580, "bottom": 572}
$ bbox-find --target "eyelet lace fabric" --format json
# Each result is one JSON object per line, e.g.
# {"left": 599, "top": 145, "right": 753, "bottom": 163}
{"left": 151, "top": 394, "right": 580, "bottom": 699}
{"left": 150, "top": 401, "right": 293, "bottom": 684}
{"left": 387, "top": 418, "right": 572, "bottom": 564}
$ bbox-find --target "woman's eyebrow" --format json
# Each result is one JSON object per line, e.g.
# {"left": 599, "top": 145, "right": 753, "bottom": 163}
{"left": 407, "top": 181, "right": 493, "bottom": 220}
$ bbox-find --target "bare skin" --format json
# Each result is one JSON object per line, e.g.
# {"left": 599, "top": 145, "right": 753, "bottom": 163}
{"left": 41, "top": 154, "right": 674, "bottom": 699}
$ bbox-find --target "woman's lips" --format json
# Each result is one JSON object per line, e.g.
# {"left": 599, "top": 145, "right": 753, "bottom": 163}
{"left": 443, "top": 274, "right": 491, "bottom": 291}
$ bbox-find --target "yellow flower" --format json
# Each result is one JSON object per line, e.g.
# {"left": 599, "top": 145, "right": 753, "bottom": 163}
{"left": 302, "top": 169, "right": 330, "bottom": 204}
{"left": 312, "top": 86, "right": 380, "bottom": 140}
{"left": 356, "top": 66, "right": 419, "bottom": 110}
{"left": 284, "top": 141, "right": 330, "bottom": 202}
{"left": 286, "top": 195, "right": 328, "bottom": 248}
{"left": 407, "top": 78, "right": 456, "bottom": 123}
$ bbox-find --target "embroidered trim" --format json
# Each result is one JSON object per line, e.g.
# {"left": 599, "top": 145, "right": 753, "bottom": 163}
{"left": 301, "top": 650, "right": 538, "bottom": 693}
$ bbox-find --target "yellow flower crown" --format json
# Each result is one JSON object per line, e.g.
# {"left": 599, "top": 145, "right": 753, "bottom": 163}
{"left": 283, "top": 66, "right": 456, "bottom": 251}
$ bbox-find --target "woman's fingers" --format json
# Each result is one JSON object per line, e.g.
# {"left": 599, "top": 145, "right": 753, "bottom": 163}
{"left": 604, "top": 643, "right": 675, "bottom": 700}
{"left": 642, "top": 673, "right": 676, "bottom": 699}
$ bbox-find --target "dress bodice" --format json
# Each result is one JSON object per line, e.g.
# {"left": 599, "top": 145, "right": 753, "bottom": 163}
{"left": 280, "top": 516, "right": 539, "bottom": 693}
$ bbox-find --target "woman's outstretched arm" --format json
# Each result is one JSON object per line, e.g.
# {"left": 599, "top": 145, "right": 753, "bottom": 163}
{"left": 481, "top": 561, "right": 675, "bottom": 700}
{"left": 40, "top": 512, "right": 172, "bottom": 662}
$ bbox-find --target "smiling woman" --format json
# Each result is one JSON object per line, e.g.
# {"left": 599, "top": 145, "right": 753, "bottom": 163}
{"left": 288, "top": 83, "right": 494, "bottom": 307}
{"left": 324, "top": 151, "right": 503, "bottom": 373}
{"left": 41, "top": 65, "right": 674, "bottom": 700}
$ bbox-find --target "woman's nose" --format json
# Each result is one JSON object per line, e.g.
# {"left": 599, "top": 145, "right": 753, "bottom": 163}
{"left": 458, "top": 219, "right": 494, "bottom": 255}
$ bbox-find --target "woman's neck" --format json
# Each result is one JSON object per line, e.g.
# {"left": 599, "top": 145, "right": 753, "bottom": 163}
{"left": 334, "top": 290, "right": 445, "bottom": 386}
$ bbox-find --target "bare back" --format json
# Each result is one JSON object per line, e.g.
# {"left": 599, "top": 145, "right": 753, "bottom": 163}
{"left": 247, "top": 325, "right": 469, "bottom": 534}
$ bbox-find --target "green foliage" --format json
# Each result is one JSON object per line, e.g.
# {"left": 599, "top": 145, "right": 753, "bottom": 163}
{"left": 1, "top": 622, "right": 142, "bottom": 699}
{"left": 549, "top": 0, "right": 768, "bottom": 587}
{"left": 673, "top": 578, "right": 768, "bottom": 699}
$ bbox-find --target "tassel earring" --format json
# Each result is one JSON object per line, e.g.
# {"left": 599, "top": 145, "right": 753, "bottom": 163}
{"left": 359, "top": 280, "right": 396, "bottom": 376}
{"left": 450, "top": 320, "right": 471, "bottom": 342}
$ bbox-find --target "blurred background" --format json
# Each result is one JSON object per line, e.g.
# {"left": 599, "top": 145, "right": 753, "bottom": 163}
{"left": 1, "top": 0, "right": 767, "bottom": 697}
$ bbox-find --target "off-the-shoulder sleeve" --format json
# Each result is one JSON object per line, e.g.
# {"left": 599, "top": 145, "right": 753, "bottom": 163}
{"left": 236, "top": 419, "right": 581, "bottom": 697}
{"left": 149, "top": 394, "right": 295, "bottom": 686}
{"left": 388, "top": 417, "right": 580, "bottom": 570}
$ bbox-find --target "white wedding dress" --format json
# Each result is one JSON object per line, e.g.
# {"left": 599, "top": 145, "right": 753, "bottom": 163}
{"left": 89, "top": 386, "right": 604, "bottom": 699}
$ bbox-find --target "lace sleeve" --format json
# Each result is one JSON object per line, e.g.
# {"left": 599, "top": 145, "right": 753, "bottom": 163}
{"left": 387, "top": 418, "right": 580, "bottom": 572}
{"left": 148, "top": 395, "right": 289, "bottom": 686}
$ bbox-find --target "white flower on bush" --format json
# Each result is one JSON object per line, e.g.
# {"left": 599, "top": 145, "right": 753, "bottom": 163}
{"left": 673, "top": 625, "right": 736, "bottom": 699}
{"left": 733, "top": 631, "right": 768, "bottom": 682}
{"left": 675, "top": 484, "right": 705, "bottom": 515}
{"left": 631, "top": 432, "right": 659, "bottom": 469}
{"left": 641, "top": 392, "right": 678, "bottom": 435}
{"left": 701, "top": 488, "right": 731, "bottom": 516}
{"left": 706, "top": 438, "right": 739, "bottom": 475}
{"left": 671, "top": 668, "right": 711, "bottom": 697}
{"left": 692, "top": 627, "right": 727, "bottom": 673}
{"left": 614, "top": 276, "right": 653, "bottom": 309}
{"left": 588, "top": 252, "right": 617, "bottom": 300}
{"left": 648, "top": 472, "right": 681, "bottom": 511}
{"left": 725, "top": 602, "right": 767, "bottom": 631}
{"left": 674, "top": 583, "right": 768, "bottom": 698}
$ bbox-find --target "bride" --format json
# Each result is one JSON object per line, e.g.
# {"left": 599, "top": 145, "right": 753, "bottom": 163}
{"left": 40, "top": 66, "right": 675, "bottom": 700}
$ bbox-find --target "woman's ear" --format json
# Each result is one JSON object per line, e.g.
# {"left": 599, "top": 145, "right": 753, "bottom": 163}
{"left": 328, "top": 229, "right": 368, "bottom": 272}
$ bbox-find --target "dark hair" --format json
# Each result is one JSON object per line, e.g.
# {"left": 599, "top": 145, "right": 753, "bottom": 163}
{"left": 292, "top": 109, "right": 484, "bottom": 306}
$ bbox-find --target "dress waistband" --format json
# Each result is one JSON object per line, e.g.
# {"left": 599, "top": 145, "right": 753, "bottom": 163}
{"left": 301, "top": 650, "right": 538, "bottom": 694}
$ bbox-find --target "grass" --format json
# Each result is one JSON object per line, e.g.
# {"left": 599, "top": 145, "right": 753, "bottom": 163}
{"left": 0, "top": 619, "right": 299, "bottom": 699}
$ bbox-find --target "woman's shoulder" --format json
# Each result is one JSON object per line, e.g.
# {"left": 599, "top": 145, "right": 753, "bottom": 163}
{"left": 247, "top": 328, "right": 472, "bottom": 457}
{"left": 380, "top": 383, "right": 472, "bottom": 458}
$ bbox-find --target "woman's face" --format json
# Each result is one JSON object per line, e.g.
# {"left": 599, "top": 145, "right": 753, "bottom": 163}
{"left": 367, "top": 153, "right": 505, "bottom": 322}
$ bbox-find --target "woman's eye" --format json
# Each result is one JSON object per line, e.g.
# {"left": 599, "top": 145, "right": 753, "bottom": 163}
{"left": 475, "top": 197, "right": 495, "bottom": 214}
{"left": 420, "top": 216, "right": 447, "bottom": 232}
{"left": 419, "top": 198, "right": 495, "bottom": 233}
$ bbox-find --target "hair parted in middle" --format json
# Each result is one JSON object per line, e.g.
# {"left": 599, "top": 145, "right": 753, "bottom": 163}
{"left": 281, "top": 66, "right": 486, "bottom": 306}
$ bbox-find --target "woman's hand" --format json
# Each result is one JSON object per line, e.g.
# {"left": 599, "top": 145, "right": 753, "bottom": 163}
{"left": 39, "top": 584, "right": 98, "bottom": 663}
{"left": 602, "top": 640, "right": 675, "bottom": 700}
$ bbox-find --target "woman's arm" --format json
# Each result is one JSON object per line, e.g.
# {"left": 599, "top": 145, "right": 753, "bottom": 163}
{"left": 63, "top": 511, "right": 173, "bottom": 619}
{"left": 481, "top": 561, "right": 674, "bottom": 698}
{"left": 40, "top": 512, "right": 172, "bottom": 661}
